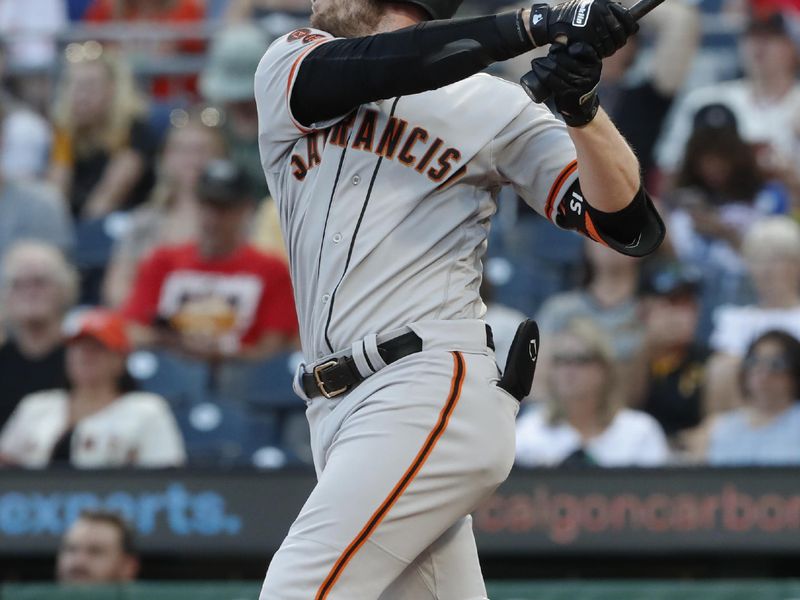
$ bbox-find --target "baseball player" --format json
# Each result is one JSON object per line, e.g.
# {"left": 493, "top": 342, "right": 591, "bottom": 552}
{"left": 255, "top": 0, "right": 665, "bottom": 597}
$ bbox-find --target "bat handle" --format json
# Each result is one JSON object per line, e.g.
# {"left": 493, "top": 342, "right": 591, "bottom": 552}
{"left": 521, "top": 0, "right": 667, "bottom": 103}
{"left": 522, "top": 34, "right": 568, "bottom": 104}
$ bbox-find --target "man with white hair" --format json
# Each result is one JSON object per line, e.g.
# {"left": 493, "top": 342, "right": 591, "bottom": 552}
{"left": 0, "top": 241, "right": 78, "bottom": 428}
{"left": 705, "top": 216, "right": 800, "bottom": 414}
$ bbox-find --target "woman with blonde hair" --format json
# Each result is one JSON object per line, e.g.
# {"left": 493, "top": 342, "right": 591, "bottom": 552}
{"left": 48, "top": 44, "right": 157, "bottom": 219}
{"left": 103, "top": 109, "right": 227, "bottom": 307}
{"left": 515, "top": 318, "right": 669, "bottom": 467}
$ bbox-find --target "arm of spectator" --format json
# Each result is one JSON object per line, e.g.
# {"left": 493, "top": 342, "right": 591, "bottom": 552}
{"left": 82, "top": 149, "right": 146, "bottom": 218}
{"left": 121, "top": 249, "right": 170, "bottom": 348}
{"left": 703, "top": 352, "right": 744, "bottom": 415}
{"left": 644, "top": 0, "right": 700, "bottom": 97}
{"left": 103, "top": 253, "right": 138, "bottom": 309}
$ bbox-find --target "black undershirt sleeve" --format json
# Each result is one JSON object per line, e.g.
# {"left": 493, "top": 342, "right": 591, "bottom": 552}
{"left": 291, "top": 12, "right": 533, "bottom": 126}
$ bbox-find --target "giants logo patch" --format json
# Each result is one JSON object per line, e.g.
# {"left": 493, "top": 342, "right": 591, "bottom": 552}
{"left": 572, "top": 0, "right": 593, "bottom": 27}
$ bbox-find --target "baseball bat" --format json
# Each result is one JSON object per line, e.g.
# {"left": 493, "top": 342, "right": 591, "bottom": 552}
{"left": 521, "top": 0, "right": 668, "bottom": 103}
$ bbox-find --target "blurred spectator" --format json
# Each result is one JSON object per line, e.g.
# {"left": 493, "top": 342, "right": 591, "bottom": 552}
{"left": 122, "top": 160, "right": 298, "bottom": 362}
{"left": 103, "top": 110, "right": 227, "bottom": 307}
{"left": 0, "top": 241, "right": 76, "bottom": 429}
{"left": 200, "top": 24, "right": 269, "bottom": 198}
{"left": 0, "top": 176, "right": 74, "bottom": 259}
{"left": 535, "top": 240, "right": 644, "bottom": 402}
{"left": 0, "top": 0, "right": 66, "bottom": 71}
{"left": 57, "top": 510, "right": 139, "bottom": 584}
{"left": 0, "top": 0, "right": 66, "bottom": 114}
{"left": 630, "top": 262, "right": 708, "bottom": 449}
{"left": 0, "top": 94, "right": 52, "bottom": 180}
{"left": 515, "top": 319, "right": 669, "bottom": 467}
{"left": 600, "top": 0, "right": 700, "bottom": 182}
{"left": 707, "top": 330, "right": 800, "bottom": 465}
{"left": 657, "top": 12, "right": 800, "bottom": 177}
{"left": 83, "top": 0, "right": 206, "bottom": 99}
{"left": 667, "top": 105, "right": 789, "bottom": 282}
{"left": 665, "top": 105, "right": 791, "bottom": 333}
{"left": 49, "top": 46, "right": 157, "bottom": 219}
{"left": 705, "top": 216, "right": 800, "bottom": 413}
{"left": 0, "top": 308, "right": 186, "bottom": 468}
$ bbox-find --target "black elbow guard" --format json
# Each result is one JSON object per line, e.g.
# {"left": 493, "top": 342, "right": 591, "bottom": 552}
{"left": 555, "top": 180, "right": 665, "bottom": 257}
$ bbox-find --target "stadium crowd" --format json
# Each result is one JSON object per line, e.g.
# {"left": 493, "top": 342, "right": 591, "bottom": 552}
{"left": 1, "top": 0, "right": 800, "bottom": 470}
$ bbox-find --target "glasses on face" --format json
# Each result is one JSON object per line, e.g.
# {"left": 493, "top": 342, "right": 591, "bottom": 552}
{"left": 743, "top": 355, "right": 791, "bottom": 373}
{"left": 553, "top": 353, "right": 600, "bottom": 367}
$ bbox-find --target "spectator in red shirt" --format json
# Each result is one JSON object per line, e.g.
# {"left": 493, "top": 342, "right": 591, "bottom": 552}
{"left": 122, "top": 160, "right": 298, "bottom": 362}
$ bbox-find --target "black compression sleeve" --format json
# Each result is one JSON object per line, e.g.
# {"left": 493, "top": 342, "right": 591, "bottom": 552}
{"left": 292, "top": 11, "right": 533, "bottom": 126}
{"left": 556, "top": 180, "right": 666, "bottom": 257}
{"left": 585, "top": 185, "right": 666, "bottom": 257}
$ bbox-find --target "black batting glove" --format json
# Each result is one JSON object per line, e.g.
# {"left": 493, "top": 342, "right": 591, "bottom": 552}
{"left": 530, "top": 42, "right": 602, "bottom": 128}
{"left": 529, "top": 0, "right": 638, "bottom": 58}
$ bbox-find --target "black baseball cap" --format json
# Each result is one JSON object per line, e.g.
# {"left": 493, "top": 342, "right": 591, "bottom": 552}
{"left": 641, "top": 262, "right": 702, "bottom": 298}
{"left": 692, "top": 103, "right": 738, "bottom": 133}
{"left": 196, "top": 159, "right": 253, "bottom": 206}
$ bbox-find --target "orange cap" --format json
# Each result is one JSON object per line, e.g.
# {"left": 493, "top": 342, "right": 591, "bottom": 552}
{"left": 67, "top": 308, "right": 131, "bottom": 354}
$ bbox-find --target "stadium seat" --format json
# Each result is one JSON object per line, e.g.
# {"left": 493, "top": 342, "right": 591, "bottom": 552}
{"left": 127, "top": 349, "right": 210, "bottom": 405}
{"left": 172, "top": 395, "right": 251, "bottom": 467}
{"left": 216, "top": 351, "right": 301, "bottom": 410}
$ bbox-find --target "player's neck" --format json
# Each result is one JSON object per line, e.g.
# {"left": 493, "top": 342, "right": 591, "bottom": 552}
{"left": 373, "top": 3, "right": 428, "bottom": 33}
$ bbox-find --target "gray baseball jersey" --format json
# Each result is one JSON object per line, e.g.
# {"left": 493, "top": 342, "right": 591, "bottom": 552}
{"left": 256, "top": 27, "right": 579, "bottom": 599}
{"left": 256, "top": 28, "right": 578, "bottom": 365}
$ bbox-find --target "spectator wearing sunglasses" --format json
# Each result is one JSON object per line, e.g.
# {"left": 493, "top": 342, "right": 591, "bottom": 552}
{"left": 515, "top": 319, "right": 669, "bottom": 468}
{"left": 706, "top": 330, "right": 800, "bottom": 465}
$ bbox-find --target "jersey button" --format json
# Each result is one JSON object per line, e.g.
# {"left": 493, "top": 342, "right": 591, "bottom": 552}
{"left": 352, "top": 175, "right": 361, "bottom": 185}
{"left": 322, "top": 294, "right": 330, "bottom": 303}
{"left": 332, "top": 233, "right": 342, "bottom": 243}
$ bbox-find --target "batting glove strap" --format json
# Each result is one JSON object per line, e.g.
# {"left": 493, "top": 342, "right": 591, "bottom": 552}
{"left": 528, "top": 0, "right": 638, "bottom": 57}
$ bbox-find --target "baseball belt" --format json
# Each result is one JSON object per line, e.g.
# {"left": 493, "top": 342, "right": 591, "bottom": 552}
{"left": 302, "top": 325, "right": 495, "bottom": 399}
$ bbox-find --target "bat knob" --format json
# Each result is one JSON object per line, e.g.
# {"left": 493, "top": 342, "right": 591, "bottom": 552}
{"left": 520, "top": 69, "right": 551, "bottom": 104}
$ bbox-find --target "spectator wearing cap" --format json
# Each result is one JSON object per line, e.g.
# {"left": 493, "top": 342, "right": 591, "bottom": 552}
{"left": 665, "top": 103, "right": 790, "bottom": 325}
{"left": 706, "top": 330, "right": 800, "bottom": 465}
{"left": 657, "top": 12, "right": 800, "bottom": 177}
{"left": 630, "top": 262, "right": 709, "bottom": 452}
{"left": 515, "top": 319, "right": 669, "bottom": 468}
{"left": 121, "top": 160, "right": 298, "bottom": 362}
{"left": 0, "top": 241, "right": 77, "bottom": 430}
{"left": 705, "top": 216, "right": 800, "bottom": 414}
{"left": 57, "top": 510, "right": 139, "bottom": 584}
{"left": 103, "top": 109, "right": 228, "bottom": 307}
{"left": 200, "top": 24, "right": 269, "bottom": 199}
{"left": 0, "top": 308, "right": 185, "bottom": 468}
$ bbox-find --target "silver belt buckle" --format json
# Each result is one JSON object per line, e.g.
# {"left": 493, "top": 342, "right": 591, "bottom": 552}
{"left": 313, "top": 359, "right": 348, "bottom": 399}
